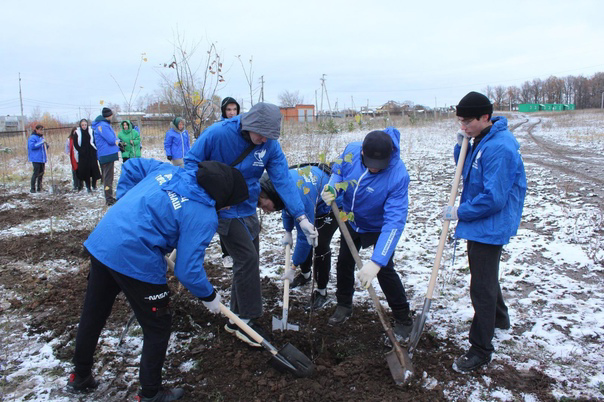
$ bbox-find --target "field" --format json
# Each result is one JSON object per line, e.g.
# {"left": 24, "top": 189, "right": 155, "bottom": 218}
{"left": 1, "top": 111, "right": 603, "bottom": 401}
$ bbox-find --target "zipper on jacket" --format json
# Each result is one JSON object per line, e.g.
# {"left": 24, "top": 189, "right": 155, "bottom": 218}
{"left": 351, "top": 168, "right": 369, "bottom": 214}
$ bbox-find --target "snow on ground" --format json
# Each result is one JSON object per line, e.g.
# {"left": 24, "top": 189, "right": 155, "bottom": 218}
{"left": 1, "top": 112, "right": 603, "bottom": 400}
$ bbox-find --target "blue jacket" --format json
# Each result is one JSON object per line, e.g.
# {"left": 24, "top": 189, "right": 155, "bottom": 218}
{"left": 328, "top": 127, "right": 410, "bottom": 267}
{"left": 84, "top": 158, "right": 217, "bottom": 299}
{"left": 91, "top": 116, "right": 119, "bottom": 162}
{"left": 27, "top": 132, "right": 47, "bottom": 163}
{"left": 164, "top": 124, "right": 190, "bottom": 159}
{"left": 453, "top": 116, "right": 526, "bottom": 245}
{"left": 184, "top": 115, "right": 305, "bottom": 220}
{"left": 282, "top": 166, "right": 343, "bottom": 266}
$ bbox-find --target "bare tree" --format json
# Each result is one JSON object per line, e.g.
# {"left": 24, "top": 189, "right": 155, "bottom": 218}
{"left": 493, "top": 86, "right": 506, "bottom": 110}
{"left": 237, "top": 55, "right": 255, "bottom": 109}
{"left": 520, "top": 81, "right": 533, "bottom": 104}
{"left": 278, "top": 90, "right": 304, "bottom": 107}
{"left": 158, "top": 31, "right": 225, "bottom": 137}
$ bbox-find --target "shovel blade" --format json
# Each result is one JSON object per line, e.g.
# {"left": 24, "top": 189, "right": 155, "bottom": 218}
{"left": 272, "top": 315, "right": 300, "bottom": 332}
{"left": 272, "top": 315, "right": 284, "bottom": 332}
{"left": 385, "top": 350, "right": 408, "bottom": 385}
{"left": 268, "top": 343, "right": 315, "bottom": 378}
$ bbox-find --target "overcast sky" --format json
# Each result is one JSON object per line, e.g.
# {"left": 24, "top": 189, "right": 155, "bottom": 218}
{"left": 1, "top": 0, "right": 603, "bottom": 121}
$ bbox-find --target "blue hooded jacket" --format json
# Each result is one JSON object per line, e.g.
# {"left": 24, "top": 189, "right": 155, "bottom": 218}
{"left": 328, "top": 127, "right": 410, "bottom": 267}
{"left": 91, "top": 115, "right": 119, "bottom": 163}
{"left": 184, "top": 113, "right": 305, "bottom": 220}
{"left": 453, "top": 116, "right": 526, "bottom": 245}
{"left": 282, "top": 166, "right": 343, "bottom": 266}
{"left": 164, "top": 124, "right": 191, "bottom": 159}
{"left": 27, "top": 132, "right": 47, "bottom": 163}
{"left": 84, "top": 158, "right": 217, "bottom": 299}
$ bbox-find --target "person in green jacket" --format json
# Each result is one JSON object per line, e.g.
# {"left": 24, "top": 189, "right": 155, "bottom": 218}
{"left": 117, "top": 120, "right": 141, "bottom": 163}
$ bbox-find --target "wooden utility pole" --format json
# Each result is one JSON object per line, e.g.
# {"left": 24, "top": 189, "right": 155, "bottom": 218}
{"left": 320, "top": 74, "right": 332, "bottom": 115}
{"left": 18, "top": 73, "right": 26, "bottom": 142}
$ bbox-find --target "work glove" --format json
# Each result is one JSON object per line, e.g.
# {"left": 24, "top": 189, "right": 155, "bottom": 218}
{"left": 442, "top": 205, "right": 458, "bottom": 221}
{"left": 281, "top": 265, "right": 295, "bottom": 283}
{"left": 118, "top": 142, "right": 126, "bottom": 152}
{"left": 357, "top": 261, "right": 381, "bottom": 289}
{"left": 456, "top": 130, "right": 469, "bottom": 146}
{"left": 167, "top": 155, "right": 172, "bottom": 161}
{"left": 281, "top": 231, "right": 293, "bottom": 246}
{"left": 321, "top": 184, "right": 336, "bottom": 205}
{"left": 201, "top": 291, "right": 221, "bottom": 314}
{"left": 298, "top": 216, "right": 319, "bottom": 247}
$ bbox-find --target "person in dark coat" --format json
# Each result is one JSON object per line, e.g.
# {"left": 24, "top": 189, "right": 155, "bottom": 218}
{"left": 73, "top": 119, "right": 101, "bottom": 193}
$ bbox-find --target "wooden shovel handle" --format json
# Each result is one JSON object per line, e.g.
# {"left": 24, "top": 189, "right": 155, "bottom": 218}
{"left": 425, "top": 136, "right": 469, "bottom": 299}
{"left": 331, "top": 203, "right": 407, "bottom": 361}
{"left": 283, "top": 244, "right": 291, "bottom": 312}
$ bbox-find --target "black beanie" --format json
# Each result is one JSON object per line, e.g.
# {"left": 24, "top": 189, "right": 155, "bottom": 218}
{"left": 259, "top": 172, "right": 285, "bottom": 211}
{"left": 102, "top": 107, "right": 113, "bottom": 118}
{"left": 221, "top": 97, "right": 241, "bottom": 118}
{"left": 362, "top": 130, "right": 392, "bottom": 170}
{"left": 456, "top": 92, "right": 493, "bottom": 118}
{"left": 196, "top": 161, "right": 249, "bottom": 210}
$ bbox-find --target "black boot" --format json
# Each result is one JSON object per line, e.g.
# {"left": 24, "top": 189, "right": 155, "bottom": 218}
{"left": 136, "top": 388, "right": 185, "bottom": 401}
{"left": 392, "top": 308, "right": 413, "bottom": 341}
{"left": 328, "top": 305, "right": 352, "bottom": 325}
{"left": 66, "top": 372, "right": 99, "bottom": 393}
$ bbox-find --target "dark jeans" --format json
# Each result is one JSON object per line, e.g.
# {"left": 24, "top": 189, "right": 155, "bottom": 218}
{"left": 100, "top": 161, "right": 115, "bottom": 202}
{"left": 299, "top": 211, "right": 339, "bottom": 289}
{"left": 467, "top": 240, "right": 508, "bottom": 359}
{"left": 73, "top": 256, "right": 172, "bottom": 396}
{"left": 220, "top": 239, "right": 229, "bottom": 258}
{"left": 30, "top": 162, "right": 45, "bottom": 192}
{"left": 218, "top": 215, "right": 261, "bottom": 319}
{"left": 72, "top": 170, "right": 82, "bottom": 190}
{"left": 335, "top": 222, "right": 409, "bottom": 313}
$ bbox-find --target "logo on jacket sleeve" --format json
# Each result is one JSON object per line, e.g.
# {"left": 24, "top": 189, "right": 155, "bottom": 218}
{"left": 253, "top": 149, "right": 267, "bottom": 167}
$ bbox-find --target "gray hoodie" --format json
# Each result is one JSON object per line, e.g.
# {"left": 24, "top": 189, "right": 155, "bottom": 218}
{"left": 241, "top": 102, "right": 282, "bottom": 140}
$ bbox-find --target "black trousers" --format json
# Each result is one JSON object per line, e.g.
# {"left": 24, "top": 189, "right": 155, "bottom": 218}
{"left": 298, "top": 211, "right": 339, "bottom": 289}
{"left": 30, "top": 162, "right": 45, "bottom": 191}
{"left": 335, "top": 222, "right": 409, "bottom": 313}
{"left": 73, "top": 256, "right": 172, "bottom": 396}
{"left": 467, "top": 240, "right": 509, "bottom": 359}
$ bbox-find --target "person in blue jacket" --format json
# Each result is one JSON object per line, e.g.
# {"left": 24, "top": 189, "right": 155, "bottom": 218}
{"left": 91, "top": 107, "right": 119, "bottom": 205}
{"left": 258, "top": 164, "right": 343, "bottom": 311}
{"left": 67, "top": 158, "right": 248, "bottom": 401}
{"left": 27, "top": 124, "right": 48, "bottom": 193}
{"left": 321, "top": 128, "right": 413, "bottom": 340}
{"left": 184, "top": 102, "right": 318, "bottom": 347}
{"left": 443, "top": 91, "right": 526, "bottom": 373}
{"left": 164, "top": 117, "right": 190, "bottom": 167}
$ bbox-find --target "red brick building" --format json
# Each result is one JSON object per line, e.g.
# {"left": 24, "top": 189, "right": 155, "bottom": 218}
{"left": 280, "top": 104, "right": 315, "bottom": 122}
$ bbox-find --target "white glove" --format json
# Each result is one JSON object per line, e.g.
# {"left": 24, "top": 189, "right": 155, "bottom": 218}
{"left": 298, "top": 216, "right": 318, "bottom": 247}
{"left": 281, "top": 265, "right": 295, "bottom": 283}
{"left": 442, "top": 205, "right": 458, "bottom": 221}
{"left": 201, "top": 292, "right": 221, "bottom": 314}
{"left": 281, "top": 231, "right": 293, "bottom": 246}
{"left": 357, "top": 261, "right": 381, "bottom": 289}
{"left": 320, "top": 184, "right": 336, "bottom": 206}
{"left": 456, "top": 130, "right": 469, "bottom": 146}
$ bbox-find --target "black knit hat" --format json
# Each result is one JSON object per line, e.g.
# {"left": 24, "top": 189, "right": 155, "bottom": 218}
{"left": 456, "top": 91, "right": 493, "bottom": 118}
{"left": 362, "top": 130, "right": 392, "bottom": 170}
{"left": 221, "top": 97, "right": 241, "bottom": 118}
{"left": 196, "top": 161, "right": 249, "bottom": 210}
{"left": 259, "top": 172, "right": 285, "bottom": 211}
{"left": 102, "top": 107, "right": 113, "bottom": 118}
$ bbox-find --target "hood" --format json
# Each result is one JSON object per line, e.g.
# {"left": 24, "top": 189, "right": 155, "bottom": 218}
{"left": 382, "top": 126, "right": 401, "bottom": 167}
{"left": 221, "top": 97, "right": 241, "bottom": 118}
{"left": 120, "top": 120, "right": 132, "bottom": 132}
{"left": 240, "top": 102, "right": 281, "bottom": 140}
{"left": 169, "top": 122, "right": 183, "bottom": 133}
{"left": 490, "top": 116, "right": 509, "bottom": 132}
{"left": 162, "top": 169, "right": 214, "bottom": 207}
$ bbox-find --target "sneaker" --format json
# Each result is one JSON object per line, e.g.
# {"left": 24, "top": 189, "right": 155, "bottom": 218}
{"left": 393, "top": 319, "right": 413, "bottom": 341}
{"left": 66, "top": 372, "right": 99, "bottom": 393}
{"left": 328, "top": 305, "right": 352, "bottom": 325}
{"left": 290, "top": 273, "right": 311, "bottom": 288}
{"left": 222, "top": 256, "right": 233, "bottom": 269}
{"left": 225, "top": 320, "right": 269, "bottom": 348}
{"left": 452, "top": 352, "right": 491, "bottom": 372}
{"left": 304, "top": 291, "right": 329, "bottom": 311}
{"left": 135, "top": 388, "right": 185, "bottom": 401}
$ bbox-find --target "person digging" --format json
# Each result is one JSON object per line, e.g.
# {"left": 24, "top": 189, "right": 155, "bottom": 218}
{"left": 68, "top": 158, "right": 248, "bottom": 401}
{"left": 321, "top": 128, "right": 414, "bottom": 340}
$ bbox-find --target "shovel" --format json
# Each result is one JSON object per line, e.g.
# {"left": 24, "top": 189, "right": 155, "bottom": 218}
{"left": 408, "top": 136, "right": 469, "bottom": 355}
{"left": 272, "top": 244, "right": 300, "bottom": 332}
{"left": 220, "top": 303, "right": 314, "bottom": 377}
{"left": 331, "top": 203, "right": 413, "bottom": 385}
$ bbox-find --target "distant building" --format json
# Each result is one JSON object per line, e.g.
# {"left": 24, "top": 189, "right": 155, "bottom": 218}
{"left": 0, "top": 115, "right": 26, "bottom": 132}
{"left": 280, "top": 104, "right": 315, "bottom": 122}
{"left": 518, "top": 103, "right": 575, "bottom": 112}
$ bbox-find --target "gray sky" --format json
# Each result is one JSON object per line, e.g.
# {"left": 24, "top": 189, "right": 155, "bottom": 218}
{"left": 1, "top": 0, "right": 603, "bottom": 121}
